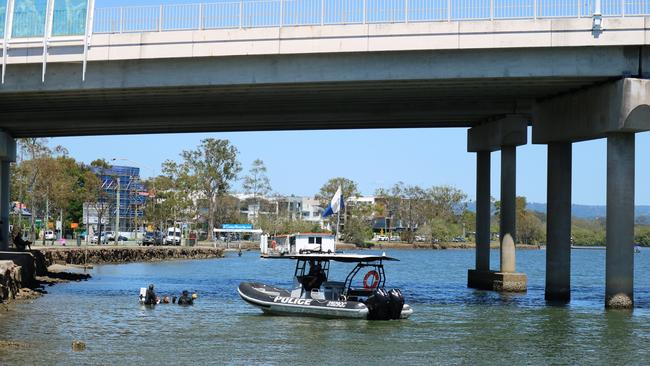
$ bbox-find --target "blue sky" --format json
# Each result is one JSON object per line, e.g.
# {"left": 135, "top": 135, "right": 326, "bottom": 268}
{"left": 51, "top": 129, "right": 650, "bottom": 205}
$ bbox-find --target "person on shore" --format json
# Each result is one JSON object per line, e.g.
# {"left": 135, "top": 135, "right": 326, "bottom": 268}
{"left": 144, "top": 284, "right": 158, "bottom": 305}
{"left": 11, "top": 227, "right": 32, "bottom": 251}
{"left": 177, "top": 290, "right": 194, "bottom": 305}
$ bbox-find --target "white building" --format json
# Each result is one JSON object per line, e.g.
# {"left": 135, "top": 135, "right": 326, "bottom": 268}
{"left": 260, "top": 233, "right": 335, "bottom": 256}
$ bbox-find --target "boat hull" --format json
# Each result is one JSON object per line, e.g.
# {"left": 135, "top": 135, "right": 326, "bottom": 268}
{"left": 238, "top": 282, "right": 413, "bottom": 320}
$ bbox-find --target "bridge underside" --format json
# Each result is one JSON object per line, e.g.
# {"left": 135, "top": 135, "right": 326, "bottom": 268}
{"left": 0, "top": 46, "right": 635, "bottom": 137}
{"left": 0, "top": 75, "right": 610, "bottom": 137}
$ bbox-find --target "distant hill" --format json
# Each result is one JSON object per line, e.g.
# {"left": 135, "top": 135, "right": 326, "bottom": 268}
{"left": 526, "top": 203, "right": 650, "bottom": 219}
{"left": 466, "top": 202, "right": 650, "bottom": 219}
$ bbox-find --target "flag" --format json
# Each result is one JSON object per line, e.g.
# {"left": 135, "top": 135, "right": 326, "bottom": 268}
{"left": 322, "top": 186, "right": 344, "bottom": 217}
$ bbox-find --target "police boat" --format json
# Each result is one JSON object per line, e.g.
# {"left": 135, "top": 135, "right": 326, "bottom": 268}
{"left": 237, "top": 253, "right": 413, "bottom": 320}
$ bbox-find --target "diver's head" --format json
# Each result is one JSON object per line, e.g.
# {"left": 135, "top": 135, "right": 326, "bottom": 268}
{"left": 182, "top": 290, "right": 189, "bottom": 296}
{"left": 148, "top": 284, "right": 154, "bottom": 290}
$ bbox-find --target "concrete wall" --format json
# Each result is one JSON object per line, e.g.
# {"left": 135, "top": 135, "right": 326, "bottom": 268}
{"left": 3, "top": 18, "right": 650, "bottom": 66}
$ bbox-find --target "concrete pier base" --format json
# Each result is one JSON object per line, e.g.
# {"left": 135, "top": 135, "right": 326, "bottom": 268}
{"left": 468, "top": 269, "right": 528, "bottom": 292}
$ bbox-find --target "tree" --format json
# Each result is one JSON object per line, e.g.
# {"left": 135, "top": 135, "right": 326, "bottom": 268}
{"left": 173, "top": 139, "right": 241, "bottom": 239}
{"left": 242, "top": 159, "right": 272, "bottom": 219}
{"left": 243, "top": 159, "right": 272, "bottom": 199}
{"left": 13, "top": 138, "right": 67, "bottom": 240}
{"left": 80, "top": 170, "right": 112, "bottom": 242}
{"left": 153, "top": 169, "right": 193, "bottom": 231}
{"left": 375, "top": 183, "right": 429, "bottom": 243}
{"left": 514, "top": 197, "right": 545, "bottom": 244}
{"left": 316, "top": 177, "right": 360, "bottom": 207}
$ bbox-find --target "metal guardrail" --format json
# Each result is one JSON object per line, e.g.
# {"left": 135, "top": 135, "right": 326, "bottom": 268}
{"left": 92, "top": 0, "right": 650, "bottom": 34}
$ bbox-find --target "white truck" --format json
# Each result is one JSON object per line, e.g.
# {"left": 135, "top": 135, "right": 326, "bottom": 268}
{"left": 165, "top": 227, "right": 182, "bottom": 245}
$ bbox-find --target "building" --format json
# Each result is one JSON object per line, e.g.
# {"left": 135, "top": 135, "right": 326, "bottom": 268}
{"left": 86, "top": 165, "right": 148, "bottom": 233}
{"left": 260, "top": 233, "right": 336, "bottom": 256}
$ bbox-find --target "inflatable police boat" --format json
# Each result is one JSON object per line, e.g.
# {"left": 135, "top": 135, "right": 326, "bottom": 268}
{"left": 238, "top": 253, "right": 413, "bottom": 320}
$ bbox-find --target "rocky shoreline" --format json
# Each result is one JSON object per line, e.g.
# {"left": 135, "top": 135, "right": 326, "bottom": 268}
{"left": 0, "top": 247, "right": 224, "bottom": 307}
{"left": 37, "top": 246, "right": 225, "bottom": 266}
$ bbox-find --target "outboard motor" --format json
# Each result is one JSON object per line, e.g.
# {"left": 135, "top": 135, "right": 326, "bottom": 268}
{"left": 366, "top": 289, "right": 391, "bottom": 320}
{"left": 387, "top": 288, "right": 405, "bottom": 320}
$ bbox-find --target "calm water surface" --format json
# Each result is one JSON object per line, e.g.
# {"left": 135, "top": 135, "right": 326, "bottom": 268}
{"left": 2, "top": 248, "right": 650, "bottom": 365}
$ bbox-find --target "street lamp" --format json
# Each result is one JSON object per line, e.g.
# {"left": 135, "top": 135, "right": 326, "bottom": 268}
{"left": 111, "top": 158, "right": 157, "bottom": 241}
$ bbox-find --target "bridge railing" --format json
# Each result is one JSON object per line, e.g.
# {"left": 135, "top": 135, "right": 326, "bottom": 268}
{"left": 92, "top": 0, "right": 650, "bottom": 34}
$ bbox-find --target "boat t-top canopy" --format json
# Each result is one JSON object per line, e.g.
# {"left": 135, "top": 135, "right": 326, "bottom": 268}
{"left": 267, "top": 253, "right": 399, "bottom": 262}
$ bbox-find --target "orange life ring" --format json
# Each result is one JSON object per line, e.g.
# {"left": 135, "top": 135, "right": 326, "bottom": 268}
{"left": 363, "top": 270, "right": 380, "bottom": 289}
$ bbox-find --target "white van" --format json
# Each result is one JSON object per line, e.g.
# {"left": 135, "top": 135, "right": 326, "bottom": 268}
{"left": 165, "top": 227, "right": 181, "bottom": 245}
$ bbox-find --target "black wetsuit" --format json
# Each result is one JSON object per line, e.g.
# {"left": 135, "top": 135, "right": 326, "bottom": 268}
{"left": 144, "top": 289, "right": 157, "bottom": 305}
{"left": 177, "top": 295, "right": 193, "bottom": 305}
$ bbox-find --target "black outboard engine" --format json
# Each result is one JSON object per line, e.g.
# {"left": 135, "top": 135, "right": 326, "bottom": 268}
{"left": 387, "top": 288, "right": 405, "bottom": 320}
{"left": 366, "top": 289, "right": 391, "bottom": 320}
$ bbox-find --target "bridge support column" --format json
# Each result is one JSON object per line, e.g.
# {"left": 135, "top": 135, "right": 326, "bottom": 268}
{"left": 467, "top": 116, "right": 527, "bottom": 292}
{"left": 0, "top": 133, "right": 16, "bottom": 251}
{"left": 545, "top": 142, "right": 572, "bottom": 303}
{"left": 533, "top": 78, "right": 650, "bottom": 308}
{"left": 605, "top": 133, "right": 635, "bottom": 309}
{"left": 467, "top": 150, "right": 492, "bottom": 289}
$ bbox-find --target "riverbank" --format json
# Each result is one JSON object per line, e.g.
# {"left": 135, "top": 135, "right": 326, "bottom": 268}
{"left": 37, "top": 246, "right": 225, "bottom": 266}
{"left": 349, "top": 241, "right": 543, "bottom": 250}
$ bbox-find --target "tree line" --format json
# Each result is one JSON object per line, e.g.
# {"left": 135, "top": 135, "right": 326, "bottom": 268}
{"left": 10, "top": 137, "right": 650, "bottom": 246}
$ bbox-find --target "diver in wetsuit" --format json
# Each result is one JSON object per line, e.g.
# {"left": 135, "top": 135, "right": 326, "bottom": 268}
{"left": 177, "top": 290, "right": 194, "bottom": 305}
{"left": 144, "top": 284, "right": 157, "bottom": 305}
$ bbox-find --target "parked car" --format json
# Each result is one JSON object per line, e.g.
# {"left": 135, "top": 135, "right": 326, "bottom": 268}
{"left": 142, "top": 231, "right": 163, "bottom": 246}
{"left": 165, "top": 227, "right": 182, "bottom": 245}
{"left": 105, "top": 231, "right": 117, "bottom": 241}
{"left": 415, "top": 235, "right": 426, "bottom": 242}
{"left": 44, "top": 230, "right": 55, "bottom": 241}
{"left": 91, "top": 233, "right": 108, "bottom": 244}
{"left": 375, "top": 235, "right": 388, "bottom": 241}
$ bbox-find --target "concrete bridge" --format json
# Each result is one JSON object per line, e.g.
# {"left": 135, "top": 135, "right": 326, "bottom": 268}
{"left": 1, "top": 0, "right": 650, "bottom": 308}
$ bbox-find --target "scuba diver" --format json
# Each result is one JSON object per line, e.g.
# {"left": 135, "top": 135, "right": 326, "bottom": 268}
{"left": 144, "top": 284, "right": 158, "bottom": 305}
{"left": 177, "top": 290, "right": 194, "bottom": 305}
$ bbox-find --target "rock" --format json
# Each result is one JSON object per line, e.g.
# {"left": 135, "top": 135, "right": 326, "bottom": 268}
{"left": 606, "top": 293, "right": 633, "bottom": 309}
{"left": 0, "top": 340, "right": 28, "bottom": 349}
{"left": 0, "top": 260, "right": 23, "bottom": 303}
{"left": 72, "top": 340, "right": 86, "bottom": 351}
{"left": 38, "top": 247, "right": 224, "bottom": 266}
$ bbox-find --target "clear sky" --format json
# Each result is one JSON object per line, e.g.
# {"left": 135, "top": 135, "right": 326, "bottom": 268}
{"left": 50, "top": 129, "right": 650, "bottom": 205}
{"left": 44, "top": 0, "right": 650, "bottom": 205}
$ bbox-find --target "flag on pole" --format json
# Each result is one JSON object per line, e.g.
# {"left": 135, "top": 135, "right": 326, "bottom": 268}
{"left": 322, "top": 186, "right": 344, "bottom": 217}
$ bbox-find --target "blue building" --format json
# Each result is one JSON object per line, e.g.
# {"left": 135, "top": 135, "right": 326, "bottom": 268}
{"left": 92, "top": 165, "right": 147, "bottom": 232}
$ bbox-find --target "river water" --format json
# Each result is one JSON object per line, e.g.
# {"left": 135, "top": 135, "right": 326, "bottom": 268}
{"left": 1, "top": 248, "right": 650, "bottom": 365}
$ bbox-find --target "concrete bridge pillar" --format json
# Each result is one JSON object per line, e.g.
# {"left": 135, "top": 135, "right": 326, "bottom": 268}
{"left": 467, "top": 150, "right": 492, "bottom": 289}
{"left": 467, "top": 116, "right": 527, "bottom": 292}
{"left": 533, "top": 78, "right": 650, "bottom": 308}
{"left": 475, "top": 151, "right": 491, "bottom": 272}
{"left": 605, "top": 133, "right": 635, "bottom": 309}
{"left": 499, "top": 145, "right": 516, "bottom": 273}
{"left": 0, "top": 133, "right": 16, "bottom": 251}
{"left": 545, "top": 142, "right": 572, "bottom": 303}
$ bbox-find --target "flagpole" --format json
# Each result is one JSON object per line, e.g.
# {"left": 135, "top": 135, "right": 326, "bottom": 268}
{"left": 335, "top": 211, "right": 341, "bottom": 244}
